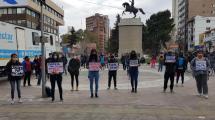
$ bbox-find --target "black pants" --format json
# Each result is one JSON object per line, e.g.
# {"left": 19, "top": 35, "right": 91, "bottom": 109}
{"left": 70, "top": 72, "right": 79, "bottom": 88}
{"left": 176, "top": 69, "right": 184, "bottom": 84}
{"left": 108, "top": 71, "right": 117, "bottom": 88}
{"left": 10, "top": 79, "right": 21, "bottom": 99}
{"left": 164, "top": 72, "right": 175, "bottom": 90}
{"left": 123, "top": 64, "right": 126, "bottom": 70}
{"left": 50, "top": 75, "right": 63, "bottom": 100}
{"left": 24, "top": 71, "right": 31, "bottom": 86}
{"left": 195, "top": 74, "right": 208, "bottom": 95}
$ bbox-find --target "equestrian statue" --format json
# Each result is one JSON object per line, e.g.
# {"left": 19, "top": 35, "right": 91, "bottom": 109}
{"left": 122, "top": 0, "right": 145, "bottom": 18}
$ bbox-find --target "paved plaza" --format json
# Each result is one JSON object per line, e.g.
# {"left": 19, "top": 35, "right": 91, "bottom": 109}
{"left": 0, "top": 65, "right": 215, "bottom": 120}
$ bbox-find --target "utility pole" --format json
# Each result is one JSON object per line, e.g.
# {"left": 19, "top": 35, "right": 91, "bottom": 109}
{"left": 40, "top": 0, "right": 47, "bottom": 98}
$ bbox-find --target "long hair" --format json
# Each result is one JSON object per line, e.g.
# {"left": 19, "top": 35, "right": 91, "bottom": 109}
{"left": 130, "top": 50, "right": 137, "bottom": 60}
{"left": 88, "top": 49, "right": 98, "bottom": 62}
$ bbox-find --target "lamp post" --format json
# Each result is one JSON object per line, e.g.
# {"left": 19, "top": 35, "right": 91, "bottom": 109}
{"left": 40, "top": 0, "right": 47, "bottom": 98}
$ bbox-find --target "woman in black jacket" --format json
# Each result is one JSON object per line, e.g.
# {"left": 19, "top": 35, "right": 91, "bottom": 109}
{"left": 6, "top": 54, "right": 23, "bottom": 104}
{"left": 47, "top": 52, "right": 64, "bottom": 102}
{"left": 68, "top": 55, "right": 81, "bottom": 91}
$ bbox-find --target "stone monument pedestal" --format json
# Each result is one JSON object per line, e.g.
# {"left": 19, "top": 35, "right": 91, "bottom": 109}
{"left": 118, "top": 18, "right": 143, "bottom": 56}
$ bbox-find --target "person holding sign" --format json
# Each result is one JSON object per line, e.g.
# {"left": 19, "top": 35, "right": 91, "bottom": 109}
{"left": 6, "top": 54, "right": 23, "bottom": 104}
{"left": 163, "top": 50, "right": 177, "bottom": 93}
{"left": 47, "top": 52, "right": 64, "bottom": 102}
{"left": 128, "top": 51, "right": 140, "bottom": 93}
{"left": 107, "top": 54, "right": 119, "bottom": 90}
{"left": 190, "top": 50, "right": 210, "bottom": 99}
{"left": 87, "top": 49, "right": 101, "bottom": 98}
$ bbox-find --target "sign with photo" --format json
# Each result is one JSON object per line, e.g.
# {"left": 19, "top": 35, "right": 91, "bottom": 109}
{"left": 108, "top": 63, "right": 119, "bottom": 71}
{"left": 47, "top": 62, "right": 64, "bottom": 74}
{"left": 129, "top": 60, "right": 139, "bottom": 67}
{"left": 89, "top": 62, "right": 100, "bottom": 71}
{"left": 11, "top": 65, "right": 24, "bottom": 77}
{"left": 196, "top": 60, "right": 207, "bottom": 71}
{"left": 165, "top": 56, "right": 176, "bottom": 63}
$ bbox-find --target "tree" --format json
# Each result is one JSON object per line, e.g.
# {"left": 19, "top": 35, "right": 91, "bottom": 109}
{"left": 108, "top": 14, "right": 120, "bottom": 53}
{"left": 143, "top": 10, "right": 174, "bottom": 55}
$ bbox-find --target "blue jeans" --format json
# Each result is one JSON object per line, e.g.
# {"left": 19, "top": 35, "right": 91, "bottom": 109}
{"left": 129, "top": 70, "right": 139, "bottom": 90}
{"left": 158, "top": 63, "right": 163, "bottom": 72}
{"left": 10, "top": 79, "right": 21, "bottom": 99}
{"left": 88, "top": 71, "right": 99, "bottom": 94}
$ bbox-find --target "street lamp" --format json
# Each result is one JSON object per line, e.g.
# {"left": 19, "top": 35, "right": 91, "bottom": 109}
{"left": 40, "top": 0, "right": 47, "bottom": 98}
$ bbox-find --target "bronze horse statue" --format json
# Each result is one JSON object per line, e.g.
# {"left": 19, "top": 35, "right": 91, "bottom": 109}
{"left": 122, "top": 2, "right": 145, "bottom": 18}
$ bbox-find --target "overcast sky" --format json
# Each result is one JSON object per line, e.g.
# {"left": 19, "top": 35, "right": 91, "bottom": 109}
{"left": 52, "top": 0, "right": 172, "bottom": 34}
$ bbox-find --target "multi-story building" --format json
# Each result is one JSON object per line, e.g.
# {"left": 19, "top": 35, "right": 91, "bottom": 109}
{"left": 172, "top": 0, "right": 179, "bottom": 41}
{"left": 204, "top": 29, "right": 215, "bottom": 52}
{"left": 86, "top": 13, "right": 110, "bottom": 53}
{"left": 187, "top": 16, "right": 215, "bottom": 50}
{"left": 0, "top": 0, "right": 64, "bottom": 35}
{"left": 173, "top": 0, "right": 215, "bottom": 51}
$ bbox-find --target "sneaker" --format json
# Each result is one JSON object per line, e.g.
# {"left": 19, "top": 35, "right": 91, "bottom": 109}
{"left": 18, "top": 99, "right": 23, "bottom": 103}
{"left": 10, "top": 100, "right": 15, "bottom": 104}
{"left": 196, "top": 93, "right": 202, "bottom": 97}
{"left": 203, "top": 95, "right": 209, "bottom": 99}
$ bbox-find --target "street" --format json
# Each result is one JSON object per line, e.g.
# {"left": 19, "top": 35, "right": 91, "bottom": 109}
{"left": 0, "top": 65, "right": 215, "bottom": 120}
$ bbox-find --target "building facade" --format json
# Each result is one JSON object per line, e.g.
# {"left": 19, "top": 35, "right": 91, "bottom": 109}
{"left": 173, "top": 0, "right": 215, "bottom": 51}
{"left": 0, "top": 0, "right": 64, "bottom": 35}
{"left": 204, "top": 29, "right": 215, "bottom": 52}
{"left": 187, "top": 16, "right": 215, "bottom": 50}
{"left": 86, "top": 13, "right": 110, "bottom": 53}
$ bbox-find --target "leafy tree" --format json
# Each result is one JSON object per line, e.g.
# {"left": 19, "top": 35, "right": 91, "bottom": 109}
{"left": 143, "top": 10, "right": 174, "bottom": 55}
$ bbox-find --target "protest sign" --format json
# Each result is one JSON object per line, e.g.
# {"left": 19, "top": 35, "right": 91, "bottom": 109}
{"left": 47, "top": 62, "right": 64, "bottom": 74}
{"left": 165, "top": 56, "right": 176, "bottom": 63}
{"left": 11, "top": 65, "right": 24, "bottom": 76}
{"left": 89, "top": 62, "right": 100, "bottom": 71}
{"left": 129, "top": 60, "right": 139, "bottom": 67}
{"left": 108, "top": 63, "right": 118, "bottom": 71}
{"left": 196, "top": 60, "right": 207, "bottom": 71}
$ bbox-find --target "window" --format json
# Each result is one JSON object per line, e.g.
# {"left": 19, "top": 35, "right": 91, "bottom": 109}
{"left": 17, "top": 20, "right": 26, "bottom": 26}
{"left": 50, "top": 36, "right": 53, "bottom": 46}
{"left": 32, "top": 32, "right": 39, "bottom": 45}
{"left": 17, "top": 8, "right": 25, "bottom": 14}
{"left": 206, "top": 20, "right": 211, "bottom": 23}
{"left": 27, "top": 21, "right": 31, "bottom": 28}
{"left": 206, "top": 27, "right": 210, "bottom": 31}
{"left": 26, "top": 9, "right": 31, "bottom": 16}
{"left": 12, "top": 8, "right": 17, "bottom": 14}
{"left": 7, "top": 8, "right": 12, "bottom": 14}
{"left": 32, "top": 22, "right": 37, "bottom": 29}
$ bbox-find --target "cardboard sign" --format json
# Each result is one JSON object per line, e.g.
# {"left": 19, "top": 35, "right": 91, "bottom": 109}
{"left": 47, "top": 62, "right": 64, "bottom": 74}
{"left": 89, "top": 62, "right": 100, "bottom": 71}
{"left": 165, "top": 56, "right": 176, "bottom": 63}
{"left": 11, "top": 65, "right": 24, "bottom": 77}
{"left": 129, "top": 60, "right": 139, "bottom": 67}
{"left": 108, "top": 63, "right": 118, "bottom": 71}
{"left": 196, "top": 60, "right": 207, "bottom": 71}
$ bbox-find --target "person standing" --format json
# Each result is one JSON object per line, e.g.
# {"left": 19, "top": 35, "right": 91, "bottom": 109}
{"left": 6, "top": 54, "right": 23, "bottom": 104}
{"left": 158, "top": 55, "right": 164, "bottom": 72}
{"left": 33, "top": 55, "right": 39, "bottom": 78}
{"left": 68, "top": 55, "right": 81, "bottom": 91}
{"left": 128, "top": 51, "right": 140, "bottom": 93}
{"left": 121, "top": 55, "right": 126, "bottom": 70}
{"left": 176, "top": 53, "right": 187, "bottom": 87}
{"left": 107, "top": 54, "right": 119, "bottom": 90}
{"left": 163, "top": 51, "right": 177, "bottom": 93}
{"left": 87, "top": 49, "right": 101, "bottom": 98}
{"left": 100, "top": 54, "right": 105, "bottom": 70}
{"left": 22, "top": 56, "right": 33, "bottom": 87}
{"left": 48, "top": 52, "right": 64, "bottom": 102}
{"left": 60, "top": 53, "right": 68, "bottom": 75}
{"left": 151, "top": 55, "right": 156, "bottom": 68}
{"left": 190, "top": 50, "right": 210, "bottom": 99}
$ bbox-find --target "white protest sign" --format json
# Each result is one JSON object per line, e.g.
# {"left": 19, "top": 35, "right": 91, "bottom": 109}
{"left": 47, "top": 62, "right": 64, "bottom": 74}
{"left": 89, "top": 62, "right": 100, "bottom": 71}
{"left": 129, "top": 60, "right": 139, "bottom": 67}
{"left": 165, "top": 56, "right": 176, "bottom": 63}
{"left": 196, "top": 60, "right": 207, "bottom": 71}
{"left": 108, "top": 63, "right": 118, "bottom": 71}
{"left": 11, "top": 65, "right": 24, "bottom": 77}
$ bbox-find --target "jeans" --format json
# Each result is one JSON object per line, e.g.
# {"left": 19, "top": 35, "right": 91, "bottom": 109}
{"left": 164, "top": 72, "right": 175, "bottom": 90}
{"left": 108, "top": 71, "right": 117, "bottom": 88}
{"left": 50, "top": 75, "right": 63, "bottom": 100}
{"left": 176, "top": 69, "right": 184, "bottom": 84}
{"left": 195, "top": 74, "right": 208, "bottom": 95}
{"left": 129, "top": 70, "right": 139, "bottom": 91}
{"left": 24, "top": 71, "right": 32, "bottom": 86}
{"left": 10, "top": 79, "right": 21, "bottom": 99}
{"left": 37, "top": 70, "right": 42, "bottom": 85}
{"left": 158, "top": 63, "right": 163, "bottom": 72}
{"left": 88, "top": 71, "right": 99, "bottom": 94}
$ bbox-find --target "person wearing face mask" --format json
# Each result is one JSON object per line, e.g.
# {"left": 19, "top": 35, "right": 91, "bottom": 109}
{"left": 47, "top": 52, "right": 64, "bottom": 102}
{"left": 128, "top": 51, "right": 140, "bottom": 93}
{"left": 68, "top": 55, "right": 81, "bottom": 91}
{"left": 6, "top": 54, "right": 23, "bottom": 104}
{"left": 191, "top": 50, "right": 210, "bottom": 99}
{"left": 107, "top": 54, "right": 119, "bottom": 90}
{"left": 22, "top": 56, "right": 33, "bottom": 87}
{"left": 87, "top": 49, "right": 101, "bottom": 98}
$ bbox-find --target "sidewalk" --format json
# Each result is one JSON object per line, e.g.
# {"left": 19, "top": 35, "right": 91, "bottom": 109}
{"left": 0, "top": 65, "right": 215, "bottom": 120}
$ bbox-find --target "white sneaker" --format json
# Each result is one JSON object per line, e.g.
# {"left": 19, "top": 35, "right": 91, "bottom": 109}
{"left": 11, "top": 100, "right": 15, "bottom": 104}
{"left": 196, "top": 93, "right": 202, "bottom": 97}
{"left": 18, "top": 99, "right": 23, "bottom": 103}
{"left": 203, "top": 95, "right": 209, "bottom": 99}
